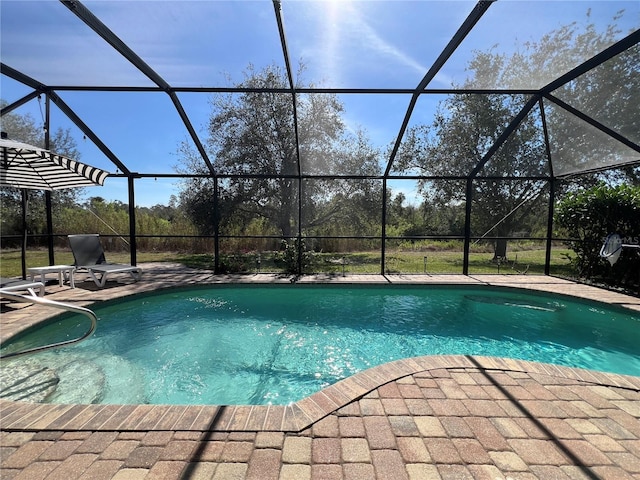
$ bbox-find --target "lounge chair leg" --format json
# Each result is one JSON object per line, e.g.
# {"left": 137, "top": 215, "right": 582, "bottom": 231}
{"left": 88, "top": 270, "right": 109, "bottom": 287}
{"left": 130, "top": 270, "right": 142, "bottom": 282}
{"left": 27, "top": 286, "right": 45, "bottom": 297}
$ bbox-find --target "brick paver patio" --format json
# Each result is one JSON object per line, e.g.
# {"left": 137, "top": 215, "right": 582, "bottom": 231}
{"left": 1, "top": 265, "right": 639, "bottom": 479}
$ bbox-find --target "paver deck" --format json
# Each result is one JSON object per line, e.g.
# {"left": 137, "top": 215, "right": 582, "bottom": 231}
{"left": 2, "top": 264, "right": 639, "bottom": 479}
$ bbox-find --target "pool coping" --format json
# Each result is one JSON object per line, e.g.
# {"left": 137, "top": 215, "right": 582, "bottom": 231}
{"left": 2, "top": 355, "right": 640, "bottom": 433}
{"left": 2, "top": 266, "right": 639, "bottom": 434}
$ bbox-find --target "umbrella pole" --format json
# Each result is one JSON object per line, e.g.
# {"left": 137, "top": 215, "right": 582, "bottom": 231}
{"left": 46, "top": 191, "right": 55, "bottom": 265}
{"left": 21, "top": 189, "right": 28, "bottom": 279}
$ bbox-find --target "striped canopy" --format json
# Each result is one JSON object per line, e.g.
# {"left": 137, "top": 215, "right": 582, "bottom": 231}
{"left": 0, "top": 138, "right": 109, "bottom": 191}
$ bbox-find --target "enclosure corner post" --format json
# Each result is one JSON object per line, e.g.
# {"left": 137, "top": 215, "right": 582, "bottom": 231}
{"left": 44, "top": 95, "right": 55, "bottom": 266}
{"left": 540, "top": 97, "right": 555, "bottom": 277}
{"left": 463, "top": 178, "right": 473, "bottom": 276}
{"left": 213, "top": 177, "right": 220, "bottom": 274}
{"left": 297, "top": 176, "right": 303, "bottom": 276}
{"left": 544, "top": 178, "right": 555, "bottom": 276}
{"left": 128, "top": 176, "right": 137, "bottom": 266}
{"left": 381, "top": 179, "right": 387, "bottom": 275}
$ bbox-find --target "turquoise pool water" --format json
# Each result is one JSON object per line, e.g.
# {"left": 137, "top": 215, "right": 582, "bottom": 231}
{"left": 2, "top": 285, "right": 639, "bottom": 405}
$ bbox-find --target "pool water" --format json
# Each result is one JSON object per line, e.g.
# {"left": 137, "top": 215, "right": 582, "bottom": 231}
{"left": 2, "top": 285, "right": 639, "bottom": 405}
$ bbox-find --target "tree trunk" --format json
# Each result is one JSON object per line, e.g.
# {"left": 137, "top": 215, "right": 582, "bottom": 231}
{"left": 278, "top": 178, "right": 295, "bottom": 238}
{"left": 493, "top": 238, "right": 508, "bottom": 261}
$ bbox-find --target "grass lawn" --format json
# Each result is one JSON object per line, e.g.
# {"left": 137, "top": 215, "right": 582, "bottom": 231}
{"left": 0, "top": 247, "right": 576, "bottom": 278}
{"left": 0, "top": 249, "right": 205, "bottom": 279}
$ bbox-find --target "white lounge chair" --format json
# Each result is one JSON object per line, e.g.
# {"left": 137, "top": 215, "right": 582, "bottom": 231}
{"left": 68, "top": 234, "right": 142, "bottom": 288}
{"left": 0, "top": 277, "right": 46, "bottom": 297}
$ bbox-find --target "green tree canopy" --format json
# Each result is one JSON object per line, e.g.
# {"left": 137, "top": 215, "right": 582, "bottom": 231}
{"left": 177, "top": 63, "right": 381, "bottom": 240}
{"left": 395, "top": 92, "right": 548, "bottom": 259}
{"left": 393, "top": 11, "right": 638, "bottom": 259}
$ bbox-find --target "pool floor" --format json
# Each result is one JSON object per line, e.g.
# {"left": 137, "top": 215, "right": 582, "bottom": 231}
{"left": 4, "top": 281, "right": 639, "bottom": 405}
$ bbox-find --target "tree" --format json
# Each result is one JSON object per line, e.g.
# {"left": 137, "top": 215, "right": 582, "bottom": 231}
{"left": 303, "top": 130, "right": 382, "bottom": 242}
{"left": 534, "top": 12, "right": 640, "bottom": 183}
{"left": 177, "top": 63, "right": 381, "bottom": 241}
{"left": 394, "top": 12, "right": 638, "bottom": 260}
{"left": 396, "top": 93, "right": 547, "bottom": 259}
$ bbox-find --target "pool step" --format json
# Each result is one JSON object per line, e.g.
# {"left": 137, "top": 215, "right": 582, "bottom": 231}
{"left": 47, "top": 356, "right": 106, "bottom": 404}
{"left": 0, "top": 359, "right": 59, "bottom": 402}
{"left": 0, "top": 353, "right": 108, "bottom": 404}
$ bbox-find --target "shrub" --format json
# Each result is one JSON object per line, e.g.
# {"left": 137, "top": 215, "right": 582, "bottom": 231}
{"left": 276, "top": 238, "right": 313, "bottom": 274}
{"left": 555, "top": 183, "right": 639, "bottom": 289}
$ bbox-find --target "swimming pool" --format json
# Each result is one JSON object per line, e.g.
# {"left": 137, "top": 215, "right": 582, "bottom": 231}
{"left": 1, "top": 284, "right": 639, "bottom": 405}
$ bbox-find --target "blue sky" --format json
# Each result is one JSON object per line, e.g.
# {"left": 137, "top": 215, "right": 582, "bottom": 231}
{"left": 1, "top": 0, "right": 638, "bottom": 206}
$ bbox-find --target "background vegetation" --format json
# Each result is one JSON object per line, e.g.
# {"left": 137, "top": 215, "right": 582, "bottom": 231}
{"left": 1, "top": 13, "right": 638, "bottom": 293}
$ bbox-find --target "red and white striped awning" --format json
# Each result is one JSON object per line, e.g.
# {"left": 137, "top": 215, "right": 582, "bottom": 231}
{"left": 0, "top": 138, "right": 109, "bottom": 191}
